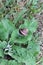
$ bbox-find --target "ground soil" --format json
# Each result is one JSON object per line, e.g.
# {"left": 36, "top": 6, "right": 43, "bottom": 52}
{"left": 36, "top": 0, "right": 43, "bottom": 55}
{"left": 36, "top": 1, "right": 43, "bottom": 65}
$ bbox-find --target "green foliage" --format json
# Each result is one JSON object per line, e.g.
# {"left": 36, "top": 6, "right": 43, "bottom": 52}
{"left": 0, "top": 18, "right": 14, "bottom": 40}
{"left": 0, "top": 0, "right": 42, "bottom": 65}
{"left": 0, "top": 59, "right": 7, "bottom": 65}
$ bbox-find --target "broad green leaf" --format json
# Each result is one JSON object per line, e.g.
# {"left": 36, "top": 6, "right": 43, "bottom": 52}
{"left": 27, "top": 40, "right": 40, "bottom": 56}
{"left": 24, "top": 18, "right": 38, "bottom": 33}
{"left": 0, "top": 59, "right": 7, "bottom": 65}
{"left": 19, "top": 18, "right": 38, "bottom": 33}
{"left": 8, "top": 60, "right": 21, "bottom": 65}
{"left": 9, "top": 30, "right": 18, "bottom": 44}
{"left": 25, "top": 56, "right": 36, "bottom": 65}
{"left": 0, "top": 18, "right": 14, "bottom": 40}
{"left": 29, "top": 18, "right": 38, "bottom": 32}
{"left": 0, "top": 22, "right": 8, "bottom": 40}
{"left": 0, "top": 41, "right": 7, "bottom": 49}
{"left": 9, "top": 30, "right": 32, "bottom": 44}
{"left": 1, "top": 18, "right": 14, "bottom": 32}
{"left": 6, "top": 46, "right": 36, "bottom": 65}
{"left": 14, "top": 32, "right": 32, "bottom": 44}
{"left": 0, "top": 49, "right": 4, "bottom": 58}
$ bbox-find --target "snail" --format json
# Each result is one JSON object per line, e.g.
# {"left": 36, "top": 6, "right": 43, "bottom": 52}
{"left": 19, "top": 28, "right": 28, "bottom": 36}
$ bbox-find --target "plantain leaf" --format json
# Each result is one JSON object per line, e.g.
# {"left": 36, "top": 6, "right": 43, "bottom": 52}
{"left": 9, "top": 30, "right": 32, "bottom": 44}
{"left": 0, "top": 49, "right": 4, "bottom": 58}
{"left": 0, "top": 59, "right": 8, "bottom": 65}
{"left": 8, "top": 60, "right": 21, "bottom": 65}
{"left": 0, "top": 41, "right": 7, "bottom": 49}
{"left": 19, "top": 18, "right": 38, "bottom": 33}
{"left": 0, "top": 18, "right": 14, "bottom": 40}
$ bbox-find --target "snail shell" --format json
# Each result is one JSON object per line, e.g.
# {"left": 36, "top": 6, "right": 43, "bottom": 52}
{"left": 19, "top": 28, "right": 28, "bottom": 36}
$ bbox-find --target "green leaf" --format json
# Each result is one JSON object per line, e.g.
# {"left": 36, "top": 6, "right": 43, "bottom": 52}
{"left": 14, "top": 32, "right": 32, "bottom": 44}
{"left": 6, "top": 46, "right": 36, "bottom": 65}
{"left": 32, "top": 0, "right": 38, "bottom": 5}
{"left": 8, "top": 60, "right": 21, "bottom": 65}
{"left": 0, "top": 41, "right": 7, "bottom": 49}
{"left": 9, "top": 30, "right": 18, "bottom": 44}
{"left": 0, "top": 22, "right": 8, "bottom": 40}
{"left": 13, "top": 9, "right": 27, "bottom": 24}
{"left": 0, "top": 18, "right": 14, "bottom": 40}
{"left": 27, "top": 40, "right": 40, "bottom": 56}
{"left": 0, "top": 49, "right": 4, "bottom": 58}
{"left": 5, "top": 0, "right": 14, "bottom": 6}
{"left": 26, "top": 0, "right": 32, "bottom": 6}
{"left": 1, "top": 18, "right": 14, "bottom": 33}
{"left": 9, "top": 30, "right": 32, "bottom": 44}
{"left": 24, "top": 18, "right": 38, "bottom": 33}
{"left": 25, "top": 55, "right": 36, "bottom": 65}
{"left": 19, "top": 18, "right": 38, "bottom": 33}
{"left": 0, "top": 59, "right": 7, "bottom": 65}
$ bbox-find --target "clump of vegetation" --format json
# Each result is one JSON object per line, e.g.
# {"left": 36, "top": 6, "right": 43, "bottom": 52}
{"left": 0, "top": 0, "right": 42, "bottom": 65}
